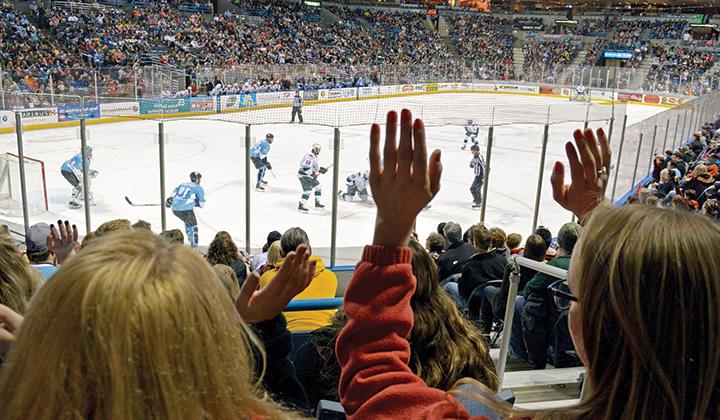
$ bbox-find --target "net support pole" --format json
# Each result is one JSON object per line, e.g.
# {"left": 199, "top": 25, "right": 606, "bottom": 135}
{"left": 480, "top": 125, "right": 494, "bottom": 223}
{"left": 687, "top": 107, "right": 696, "bottom": 140}
{"left": 94, "top": 71, "right": 99, "bottom": 101}
{"left": 159, "top": 121, "right": 167, "bottom": 231}
{"left": 661, "top": 118, "right": 670, "bottom": 154}
{"left": 648, "top": 124, "right": 658, "bottom": 174}
{"left": 630, "top": 132, "right": 644, "bottom": 189}
{"left": 80, "top": 118, "right": 92, "bottom": 233}
{"left": 610, "top": 114, "right": 628, "bottom": 202}
{"left": 0, "top": 67, "right": 5, "bottom": 109}
{"left": 680, "top": 109, "right": 689, "bottom": 146}
{"left": 14, "top": 112, "right": 30, "bottom": 235}
{"left": 330, "top": 128, "right": 341, "bottom": 267}
{"left": 531, "top": 124, "right": 550, "bottom": 232}
{"left": 672, "top": 113, "right": 681, "bottom": 149}
{"left": 50, "top": 74, "right": 55, "bottom": 106}
{"left": 584, "top": 103, "right": 590, "bottom": 130}
{"left": 607, "top": 116, "right": 615, "bottom": 145}
{"left": 245, "top": 125, "right": 251, "bottom": 254}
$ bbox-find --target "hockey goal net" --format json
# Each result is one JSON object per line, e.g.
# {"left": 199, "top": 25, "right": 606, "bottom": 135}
{"left": 0, "top": 153, "right": 49, "bottom": 216}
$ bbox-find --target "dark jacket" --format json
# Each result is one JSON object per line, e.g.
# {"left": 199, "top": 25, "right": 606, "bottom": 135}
{"left": 491, "top": 263, "right": 539, "bottom": 319}
{"left": 292, "top": 325, "right": 340, "bottom": 410}
{"left": 437, "top": 241, "right": 476, "bottom": 281}
{"left": 252, "top": 315, "right": 310, "bottom": 412}
{"left": 684, "top": 174, "right": 714, "bottom": 197}
{"left": 230, "top": 259, "right": 248, "bottom": 286}
{"left": 458, "top": 251, "right": 507, "bottom": 299}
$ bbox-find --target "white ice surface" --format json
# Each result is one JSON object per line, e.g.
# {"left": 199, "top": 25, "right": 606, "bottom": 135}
{"left": 0, "top": 94, "right": 664, "bottom": 263}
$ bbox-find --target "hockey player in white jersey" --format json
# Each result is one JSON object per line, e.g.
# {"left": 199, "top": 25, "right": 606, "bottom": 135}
{"left": 297, "top": 143, "right": 327, "bottom": 213}
{"left": 572, "top": 84, "right": 588, "bottom": 101}
{"left": 462, "top": 120, "right": 480, "bottom": 150}
{"left": 339, "top": 171, "right": 369, "bottom": 202}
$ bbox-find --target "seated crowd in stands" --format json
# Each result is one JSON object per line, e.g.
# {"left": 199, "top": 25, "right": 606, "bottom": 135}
{"left": 522, "top": 36, "right": 578, "bottom": 83}
{"left": 0, "top": 108, "right": 718, "bottom": 418}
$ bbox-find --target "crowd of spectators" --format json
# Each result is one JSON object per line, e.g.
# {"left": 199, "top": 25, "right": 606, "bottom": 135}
{"left": 448, "top": 14, "right": 515, "bottom": 80}
{"left": 1, "top": 109, "right": 718, "bottom": 418}
{"left": 522, "top": 36, "right": 578, "bottom": 82}
{"left": 645, "top": 46, "right": 717, "bottom": 93}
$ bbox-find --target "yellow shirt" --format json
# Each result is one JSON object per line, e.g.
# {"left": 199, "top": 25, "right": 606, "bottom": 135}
{"left": 259, "top": 255, "right": 338, "bottom": 332}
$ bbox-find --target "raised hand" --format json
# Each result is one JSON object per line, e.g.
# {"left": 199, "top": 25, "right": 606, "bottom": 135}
{"left": 235, "top": 244, "right": 316, "bottom": 324}
{"left": 551, "top": 128, "right": 611, "bottom": 222}
{"left": 48, "top": 220, "right": 80, "bottom": 265}
{"left": 0, "top": 304, "right": 23, "bottom": 359}
{"left": 369, "top": 109, "right": 442, "bottom": 248}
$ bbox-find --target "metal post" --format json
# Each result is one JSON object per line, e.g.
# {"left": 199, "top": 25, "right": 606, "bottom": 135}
{"left": 630, "top": 132, "right": 644, "bottom": 189}
{"left": 610, "top": 114, "right": 628, "bottom": 202}
{"left": 584, "top": 103, "right": 591, "bottom": 130}
{"left": 672, "top": 113, "right": 681, "bottom": 149}
{"left": 159, "top": 122, "right": 167, "bottom": 231}
{"left": 680, "top": 109, "right": 689, "bottom": 146}
{"left": 662, "top": 118, "right": 670, "bottom": 154}
{"left": 14, "top": 113, "right": 30, "bottom": 234}
{"left": 607, "top": 116, "right": 615, "bottom": 145}
{"left": 94, "top": 71, "right": 99, "bottom": 100}
{"left": 532, "top": 124, "right": 550, "bottom": 232}
{"left": 648, "top": 124, "right": 658, "bottom": 174}
{"left": 80, "top": 119, "right": 92, "bottom": 233}
{"left": 0, "top": 67, "right": 5, "bottom": 109}
{"left": 134, "top": 75, "right": 139, "bottom": 100}
{"left": 244, "top": 125, "right": 251, "bottom": 254}
{"left": 687, "top": 107, "right": 696, "bottom": 140}
{"left": 49, "top": 74, "right": 55, "bottom": 106}
{"left": 480, "top": 125, "right": 494, "bottom": 222}
{"left": 495, "top": 263, "right": 520, "bottom": 390}
{"left": 330, "top": 128, "right": 341, "bottom": 267}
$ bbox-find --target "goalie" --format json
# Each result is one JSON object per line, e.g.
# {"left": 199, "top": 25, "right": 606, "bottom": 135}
{"left": 571, "top": 84, "right": 589, "bottom": 102}
{"left": 339, "top": 171, "right": 369, "bottom": 202}
{"left": 61, "top": 145, "right": 98, "bottom": 209}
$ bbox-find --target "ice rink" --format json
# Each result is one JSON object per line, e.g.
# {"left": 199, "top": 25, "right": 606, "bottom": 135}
{"left": 0, "top": 93, "right": 665, "bottom": 263}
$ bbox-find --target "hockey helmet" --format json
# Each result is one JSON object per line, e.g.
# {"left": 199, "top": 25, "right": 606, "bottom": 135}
{"left": 312, "top": 143, "right": 321, "bottom": 155}
{"left": 470, "top": 144, "right": 480, "bottom": 152}
{"left": 467, "top": 119, "right": 473, "bottom": 125}
{"left": 362, "top": 170, "right": 369, "bottom": 179}
{"left": 266, "top": 133, "right": 274, "bottom": 143}
{"left": 190, "top": 171, "right": 202, "bottom": 183}
{"left": 84, "top": 145, "right": 93, "bottom": 158}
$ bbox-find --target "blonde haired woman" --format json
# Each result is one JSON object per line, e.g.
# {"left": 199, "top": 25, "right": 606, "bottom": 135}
{"left": 337, "top": 110, "right": 720, "bottom": 419}
{"left": 0, "top": 240, "right": 41, "bottom": 315}
{"left": 0, "top": 230, "right": 317, "bottom": 419}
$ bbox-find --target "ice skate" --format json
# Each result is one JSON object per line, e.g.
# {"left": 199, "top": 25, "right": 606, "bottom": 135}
{"left": 69, "top": 200, "right": 81, "bottom": 209}
{"left": 315, "top": 200, "right": 325, "bottom": 208}
{"left": 298, "top": 202, "right": 309, "bottom": 213}
{"left": 256, "top": 183, "right": 265, "bottom": 192}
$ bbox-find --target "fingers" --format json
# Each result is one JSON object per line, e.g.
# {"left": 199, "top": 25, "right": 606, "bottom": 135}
{"left": 575, "top": 129, "right": 597, "bottom": 184}
{"left": 565, "top": 139, "right": 583, "bottom": 186}
{"left": 597, "top": 127, "right": 611, "bottom": 171}
{"left": 383, "top": 111, "right": 398, "bottom": 176}
{"left": 412, "top": 118, "right": 427, "bottom": 183}
{"left": 397, "top": 109, "right": 413, "bottom": 177}
{"left": 428, "top": 149, "right": 442, "bottom": 197}
{"left": 550, "top": 161, "right": 566, "bottom": 203}
{"left": 71, "top": 223, "right": 79, "bottom": 241}
{"left": 369, "top": 123, "right": 381, "bottom": 182}
{"left": 0, "top": 304, "right": 23, "bottom": 333}
{"left": 584, "top": 128, "right": 602, "bottom": 172}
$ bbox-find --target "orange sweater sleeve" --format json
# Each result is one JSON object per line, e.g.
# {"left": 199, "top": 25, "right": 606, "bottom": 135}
{"left": 336, "top": 245, "right": 485, "bottom": 420}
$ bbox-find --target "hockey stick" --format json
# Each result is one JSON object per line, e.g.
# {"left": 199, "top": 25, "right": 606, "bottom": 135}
{"left": 269, "top": 169, "right": 277, "bottom": 179}
{"left": 125, "top": 196, "right": 161, "bottom": 207}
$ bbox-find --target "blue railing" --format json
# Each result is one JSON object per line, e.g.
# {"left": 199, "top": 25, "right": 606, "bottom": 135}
{"left": 285, "top": 298, "right": 343, "bottom": 311}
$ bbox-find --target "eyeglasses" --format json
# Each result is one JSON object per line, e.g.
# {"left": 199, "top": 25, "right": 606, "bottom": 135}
{"left": 548, "top": 279, "right": 577, "bottom": 311}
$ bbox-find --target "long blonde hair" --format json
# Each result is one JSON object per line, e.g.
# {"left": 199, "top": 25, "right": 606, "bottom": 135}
{"left": 0, "top": 240, "right": 41, "bottom": 314}
{"left": 0, "top": 230, "right": 304, "bottom": 419}
{"left": 533, "top": 205, "right": 720, "bottom": 419}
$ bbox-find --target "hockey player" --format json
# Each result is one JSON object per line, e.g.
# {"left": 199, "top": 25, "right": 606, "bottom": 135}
{"left": 297, "top": 143, "right": 327, "bottom": 213}
{"left": 61, "top": 145, "right": 97, "bottom": 209}
{"left": 462, "top": 120, "right": 480, "bottom": 150}
{"left": 290, "top": 91, "right": 304, "bottom": 123}
{"left": 250, "top": 133, "right": 274, "bottom": 191}
{"left": 340, "top": 171, "right": 369, "bottom": 202}
{"left": 469, "top": 144, "right": 485, "bottom": 209}
{"left": 574, "top": 84, "right": 588, "bottom": 101}
{"left": 169, "top": 172, "right": 205, "bottom": 248}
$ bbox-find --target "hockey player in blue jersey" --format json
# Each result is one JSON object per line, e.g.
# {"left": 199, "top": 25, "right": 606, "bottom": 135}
{"left": 462, "top": 120, "right": 480, "bottom": 150}
{"left": 60, "top": 145, "right": 98, "bottom": 209}
{"left": 250, "top": 133, "right": 274, "bottom": 191}
{"left": 339, "top": 171, "right": 369, "bottom": 202}
{"left": 169, "top": 172, "right": 205, "bottom": 248}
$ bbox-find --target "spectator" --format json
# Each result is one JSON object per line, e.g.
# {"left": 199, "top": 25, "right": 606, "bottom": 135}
{"left": 0, "top": 230, "right": 316, "bottom": 417}
{"left": 0, "top": 225, "right": 11, "bottom": 243}
{"left": 488, "top": 227, "right": 508, "bottom": 259}
{"left": 95, "top": 219, "right": 132, "bottom": 237}
{"left": 206, "top": 231, "right": 248, "bottom": 286}
{"left": 293, "top": 239, "right": 498, "bottom": 409}
{"left": 702, "top": 198, "right": 719, "bottom": 220}
{"left": 24, "top": 223, "right": 58, "bottom": 280}
{"left": 132, "top": 220, "right": 152, "bottom": 231}
{"left": 425, "top": 232, "right": 444, "bottom": 261}
{"left": 212, "top": 264, "right": 240, "bottom": 301}
{"left": 517, "top": 222, "right": 582, "bottom": 369}
{"left": 0, "top": 240, "right": 41, "bottom": 314}
{"left": 475, "top": 234, "right": 547, "bottom": 334}
{"left": 506, "top": 233, "right": 522, "bottom": 255}
{"left": 436, "top": 222, "right": 475, "bottom": 281}
{"left": 259, "top": 227, "right": 337, "bottom": 332}
{"left": 444, "top": 225, "right": 506, "bottom": 310}
{"left": 160, "top": 229, "right": 184, "bottom": 244}
{"left": 683, "top": 164, "right": 714, "bottom": 197}
{"left": 250, "top": 230, "right": 281, "bottom": 272}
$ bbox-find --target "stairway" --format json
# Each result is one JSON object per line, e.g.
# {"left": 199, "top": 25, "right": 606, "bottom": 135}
{"left": 629, "top": 59, "right": 654, "bottom": 90}
{"left": 512, "top": 47, "right": 525, "bottom": 80}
